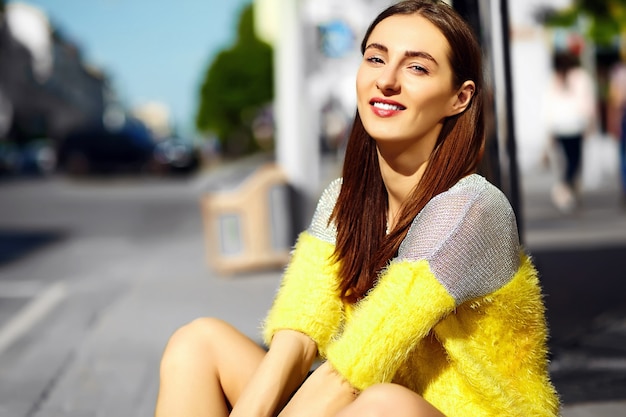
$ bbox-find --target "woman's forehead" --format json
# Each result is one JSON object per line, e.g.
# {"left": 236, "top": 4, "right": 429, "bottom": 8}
{"left": 366, "top": 14, "right": 450, "bottom": 61}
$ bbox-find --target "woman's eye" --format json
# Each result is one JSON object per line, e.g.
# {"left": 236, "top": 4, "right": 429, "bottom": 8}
{"left": 366, "top": 56, "right": 384, "bottom": 65}
{"left": 409, "top": 64, "right": 428, "bottom": 74}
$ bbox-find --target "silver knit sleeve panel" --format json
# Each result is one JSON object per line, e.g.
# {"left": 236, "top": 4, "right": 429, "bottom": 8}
{"left": 307, "top": 178, "right": 342, "bottom": 244}
{"left": 397, "top": 175, "right": 520, "bottom": 305}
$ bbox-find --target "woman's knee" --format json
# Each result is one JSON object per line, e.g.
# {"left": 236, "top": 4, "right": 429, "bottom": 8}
{"left": 160, "top": 317, "right": 229, "bottom": 370}
{"left": 337, "top": 384, "right": 444, "bottom": 417}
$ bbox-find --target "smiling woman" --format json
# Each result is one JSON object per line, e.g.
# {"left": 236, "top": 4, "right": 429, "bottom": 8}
{"left": 154, "top": 2, "right": 561, "bottom": 416}
{"left": 357, "top": 16, "right": 464, "bottom": 149}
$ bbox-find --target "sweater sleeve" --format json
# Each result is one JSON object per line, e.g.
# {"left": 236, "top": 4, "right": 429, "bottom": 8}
{"left": 325, "top": 175, "right": 521, "bottom": 390}
{"left": 325, "top": 260, "right": 456, "bottom": 391}
{"left": 262, "top": 179, "right": 344, "bottom": 355}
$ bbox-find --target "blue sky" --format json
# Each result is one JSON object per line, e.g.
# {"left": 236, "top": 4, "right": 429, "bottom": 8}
{"left": 9, "top": 0, "right": 252, "bottom": 136}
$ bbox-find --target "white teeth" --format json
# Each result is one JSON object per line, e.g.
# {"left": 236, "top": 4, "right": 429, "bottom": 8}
{"left": 373, "top": 102, "right": 402, "bottom": 110}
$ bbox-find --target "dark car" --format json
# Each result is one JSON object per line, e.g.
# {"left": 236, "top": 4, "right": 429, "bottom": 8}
{"left": 153, "top": 136, "right": 201, "bottom": 175}
{"left": 58, "top": 119, "right": 155, "bottom": 175}
{"left": 57, "top": 120, "right": 200, "bottom": 176}
{"left": 0, "top": 138, "right": 57, "bottom": 177}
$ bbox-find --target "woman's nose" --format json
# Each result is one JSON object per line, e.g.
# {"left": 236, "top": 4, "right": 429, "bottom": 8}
{"left": 375, "top": 67, "right": 400, "bottom": 93}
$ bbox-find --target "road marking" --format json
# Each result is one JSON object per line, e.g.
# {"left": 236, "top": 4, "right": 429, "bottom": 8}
{"left": 0, "top": 281, "right": 67, "bottom": 354}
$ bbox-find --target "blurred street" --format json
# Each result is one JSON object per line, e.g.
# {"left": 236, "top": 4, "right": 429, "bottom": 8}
{"left": 0, "top": 147, "right": 625, "bottom": 416}
{"left": 3, "top": 0, "right": 626, "bottom": 416}
{"left": 521, "top": 136, "right": 626, "bottom": 412}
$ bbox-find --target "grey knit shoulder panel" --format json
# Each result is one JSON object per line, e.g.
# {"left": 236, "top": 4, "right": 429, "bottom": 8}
{"left": 397, "top": 174, "right": 520, "bottom": 305}
{"left": 308, "top": 178, "right": 342, "bottom": 244}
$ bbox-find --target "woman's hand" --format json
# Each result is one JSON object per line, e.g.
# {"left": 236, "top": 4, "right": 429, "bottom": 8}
{"left": 230, "top": 330, "right": 318, "bottom": 417}
{"left": 278, "top": 361, "right": 358, "bottom": 417}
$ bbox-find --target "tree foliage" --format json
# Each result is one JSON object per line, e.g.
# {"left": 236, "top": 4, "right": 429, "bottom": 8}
{"left": 538, "top": 0, "right": 626, "bottom": 46}
{"left": 195, "top": 3, "right": 273, "bottom": 156}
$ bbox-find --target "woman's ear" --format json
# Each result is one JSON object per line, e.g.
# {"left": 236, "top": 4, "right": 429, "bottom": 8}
{"left": 448, "top": 80, "right": 475, "bottom": 116}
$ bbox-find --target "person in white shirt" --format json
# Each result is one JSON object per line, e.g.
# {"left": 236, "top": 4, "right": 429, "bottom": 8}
{"left": 543, "top": 51, "right": 596, "bottom": 212}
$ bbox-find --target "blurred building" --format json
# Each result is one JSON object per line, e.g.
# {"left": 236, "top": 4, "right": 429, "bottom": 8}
{"left": 0, "top": 2, "right": 114, "bottom": 146}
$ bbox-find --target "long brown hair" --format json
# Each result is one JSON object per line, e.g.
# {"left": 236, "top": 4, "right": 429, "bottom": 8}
{"left": 330, "top": 0, "right": 485, "bottom": 303}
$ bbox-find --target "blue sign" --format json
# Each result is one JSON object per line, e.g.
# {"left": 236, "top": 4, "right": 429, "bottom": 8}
{"left": 319, "top": 20, "right": 354, "bottom": 58}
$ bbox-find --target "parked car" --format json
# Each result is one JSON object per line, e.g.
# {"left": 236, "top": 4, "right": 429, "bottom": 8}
{"left": 0, "top": 138, "right": 57, "bottom": 177}
{"left": 57, "top": 121, "right": 200, "bottom": 176}
{"left": 0, "top": 141, "right": 20, "bottom": 175}
{"left": 57, "top": 120, "right": 153, "bottom": 175}
{"left": 153, "top": 136, "right": 201, "bottom": 175}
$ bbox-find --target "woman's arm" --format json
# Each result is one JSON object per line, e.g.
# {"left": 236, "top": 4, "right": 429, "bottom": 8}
{"left": 326, "top": 178, "right": 520, "bottom": 391}
{"left": 263, "top": 179, "right": 344, "bottom": 357}
{"left": 230, "top": 329, "right": 318, "bottom": 417}
{"left": 325, "top": 260, "right": 457, "bottom": 391}
{"left": 237, "top": 178, "right": 344, "bottom": 416}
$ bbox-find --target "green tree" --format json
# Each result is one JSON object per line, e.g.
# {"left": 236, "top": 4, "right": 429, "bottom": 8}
{"left": 196, "top": 3, "right": 273, "bottom": 156}
{"left": 539, "top": 0, "right": 626, "bottom": 46}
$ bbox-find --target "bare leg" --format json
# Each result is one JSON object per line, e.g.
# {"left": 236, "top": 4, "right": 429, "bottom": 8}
{"left": 154, "top": 317, "right": 266, "bottom": 417}
{"left": 335, "top": 383, "right": 446, "bottom": 417}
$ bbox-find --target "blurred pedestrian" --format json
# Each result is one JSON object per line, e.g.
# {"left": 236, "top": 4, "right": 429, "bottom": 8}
{"left": 154, "top": 1, "right": 560, "bottom": 416}
{"left": 607, "top": 58, "right": 626, "bottom": 204}
{"left": 543, "top": 51, "right": 596, "bottom": 213}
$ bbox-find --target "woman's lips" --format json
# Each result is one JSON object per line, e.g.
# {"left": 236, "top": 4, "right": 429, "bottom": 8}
{"left": 369, "top": 99, "right": 406, "bottom": 117}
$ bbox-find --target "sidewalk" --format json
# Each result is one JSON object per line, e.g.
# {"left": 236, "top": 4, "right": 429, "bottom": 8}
{"left": 24, "top": 232, "right": 284, "bottom": 417}
{"left": 15, "top": 151, "right": 626, "bottom": 417}
{"left": 522, "top": 136, "right": 626, "bottom": 416}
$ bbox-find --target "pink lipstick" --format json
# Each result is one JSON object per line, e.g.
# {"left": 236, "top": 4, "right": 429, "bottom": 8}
{"left": 369, "top": 98, "right": 406, "bottom": 117}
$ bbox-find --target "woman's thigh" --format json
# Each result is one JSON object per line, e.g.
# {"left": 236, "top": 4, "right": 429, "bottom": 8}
{"left": 160, "top": 317, "right": 266, "bottom": 407}
{"left": 336, "top": 383, "right": 446, "bottom": 417}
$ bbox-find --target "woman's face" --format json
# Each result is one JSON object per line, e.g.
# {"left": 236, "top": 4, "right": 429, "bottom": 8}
{"left": 357, "top": 13, "right": 459, "bottom": 145}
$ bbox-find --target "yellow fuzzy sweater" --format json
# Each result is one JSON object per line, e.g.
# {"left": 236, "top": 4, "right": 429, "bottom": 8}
{"left": 262, "top": 175, "right": 560, "bottom": 416}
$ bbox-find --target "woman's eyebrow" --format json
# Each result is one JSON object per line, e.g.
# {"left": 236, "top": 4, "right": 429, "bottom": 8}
{"left": 404, "top": 50, "right": 438, "bottom": 65}
{"left": 364, "top": 42, "right": 438, "bottom": 66}
{"left": 364, "top": 42, "right": 388, "bottom": 53}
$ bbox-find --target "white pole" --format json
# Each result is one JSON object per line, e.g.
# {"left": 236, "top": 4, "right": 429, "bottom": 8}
{"left": 274, "top": 0, "right": 319, "bottom": 230}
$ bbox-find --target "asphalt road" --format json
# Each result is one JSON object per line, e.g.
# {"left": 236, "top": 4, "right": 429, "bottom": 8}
{"left": 0, "top": 173, "right": 208, "bottom": 416}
